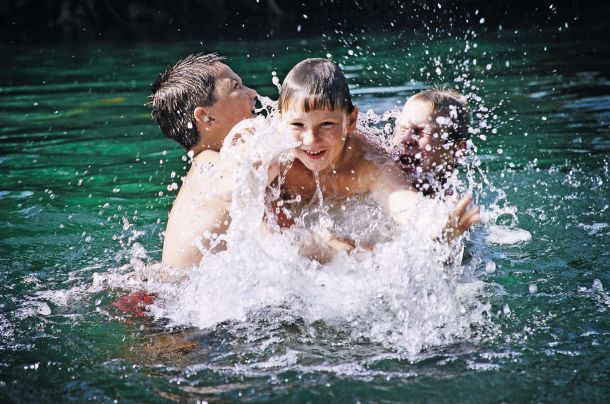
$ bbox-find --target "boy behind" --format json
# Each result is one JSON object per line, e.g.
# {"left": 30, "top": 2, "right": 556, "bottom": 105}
{"left": 149, "top": 54, "right": 257, "bottom": 268}
{"left": 392, "top": 89, "right": 471, "bottom": 197}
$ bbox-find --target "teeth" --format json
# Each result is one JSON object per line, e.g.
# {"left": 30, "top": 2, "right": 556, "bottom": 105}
{"left": 304, "top": 150, "right": 323, "bottom": 155}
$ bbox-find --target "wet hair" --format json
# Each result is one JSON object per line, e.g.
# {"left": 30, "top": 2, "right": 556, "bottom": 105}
{"left": 279, "top": 58, "right": 354, "bottom": 115}
{"left": 409, "top": 89, "right": 471, "bottom": 140}
{"left": 149, "top": 53, "right": 224, "bottom": 150}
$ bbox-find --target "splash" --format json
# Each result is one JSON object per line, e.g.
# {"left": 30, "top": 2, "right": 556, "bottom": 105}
{"left": 135, "top": 103, "right": 492, "bottom": 355}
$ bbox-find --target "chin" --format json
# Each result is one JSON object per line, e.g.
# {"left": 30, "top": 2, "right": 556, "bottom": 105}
{"left": 302, "top": 160, "right": 327, "bottom": 173}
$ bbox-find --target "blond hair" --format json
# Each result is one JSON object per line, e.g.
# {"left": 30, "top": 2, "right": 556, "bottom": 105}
{"left": 409, "top": 89, "right": 471, "bottom": 139}
{"left": 279, "top": 58, "right": 354, "bottom": 115}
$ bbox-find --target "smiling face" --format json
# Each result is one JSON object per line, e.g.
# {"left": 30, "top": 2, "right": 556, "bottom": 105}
{"left": 283, "top": 106, "right": 357, "bottom": 173}
{"left": 393, "top": 100, "right": 464, "bottom": 181}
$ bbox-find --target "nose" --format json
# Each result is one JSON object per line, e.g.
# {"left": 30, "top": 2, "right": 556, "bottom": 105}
{"left": 301, "top": 129, "right": 316, "bottom": 146}
{"left": 246, "top": 86, "right": 257, "bottom": 99}
{"left": 400, "top": 130, "right": 419, "bottom": 149}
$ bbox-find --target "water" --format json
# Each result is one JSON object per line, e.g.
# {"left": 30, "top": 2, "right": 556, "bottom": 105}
{"left": 1, "top": 22, "right": 609, "bottom": 402}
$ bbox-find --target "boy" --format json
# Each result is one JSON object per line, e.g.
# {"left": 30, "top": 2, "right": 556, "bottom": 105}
{"left": 392, "top": 89, "right": 471, "bottom": 197}
{"left": 149, "top": 53, "right": 258, "bottom": 268}
{"left": 277, "top": 58, "right": 479, "bottom": 244}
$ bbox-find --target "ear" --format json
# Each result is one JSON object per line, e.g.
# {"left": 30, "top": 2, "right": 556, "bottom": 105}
{"left": 347, "top": 105, "right": 359, "bottom": 133}
{"left": 194, "top": 107, "right": 214, "bottom": 129}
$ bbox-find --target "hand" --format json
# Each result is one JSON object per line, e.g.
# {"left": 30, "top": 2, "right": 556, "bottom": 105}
{"left": 444, "top": 194, "right": 480, "bottom": 242}
{"left": 326, "top": 235, "right": 357, "bottom": 253}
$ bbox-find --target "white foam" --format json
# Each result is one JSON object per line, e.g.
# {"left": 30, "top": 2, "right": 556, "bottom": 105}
{"left": 485, "top": 225, "right": 531, "bottom": 245}
{"left": 137, "top": 111, "right": 491, "bottom": 354}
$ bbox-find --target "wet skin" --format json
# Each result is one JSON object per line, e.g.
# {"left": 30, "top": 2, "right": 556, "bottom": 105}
{"left": 392, "top": 100, "right": 466, "bottom": 187}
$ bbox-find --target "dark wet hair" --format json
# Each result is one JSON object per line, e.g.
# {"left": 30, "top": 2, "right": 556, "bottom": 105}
{"left": 279, "top": 58, "right": 354, "bottom": 115}
{"left": 149, "top": 53, "right": 224, "bottom": 150}
{"left": 409, "top": 89, "right": 471, "bottom": 140}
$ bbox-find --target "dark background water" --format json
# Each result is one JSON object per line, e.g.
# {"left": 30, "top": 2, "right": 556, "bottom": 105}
{"left": 1, "top": 1, "right": 609, "bottom": 402}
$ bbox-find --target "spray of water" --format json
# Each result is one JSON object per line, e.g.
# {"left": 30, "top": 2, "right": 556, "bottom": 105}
{"left": 99, "top": 97, "right": 491, "bottom": 355}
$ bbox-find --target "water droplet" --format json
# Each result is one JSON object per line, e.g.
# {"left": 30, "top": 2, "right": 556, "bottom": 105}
{"left": 528, "top": 284, "right": 538, "bottom": 294}
{"left": 592, "top": 279, "right": 603, "bottom": 292}
{"left": 37, "top": 303, "right": 51, "bottom": 316}
{"left": 485, "top": 261, "right": 496, "bottom": 273}
{"left": 502, "top": 304, "right": 511, "bottom": 315}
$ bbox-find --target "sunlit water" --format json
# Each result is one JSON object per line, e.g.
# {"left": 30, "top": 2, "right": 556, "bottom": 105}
{"left": 1, "top": 22, "right": 609, "bottom": 402}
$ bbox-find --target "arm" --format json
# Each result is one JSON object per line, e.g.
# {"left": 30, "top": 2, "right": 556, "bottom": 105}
{"left": 369, "top": 162, "right": 420, "bottom": 226}
{"left": 162, "top": 196, "right": 231, "bottom": 268}
{"left": 369, "top": 162, "right": 479, "bottom": 240}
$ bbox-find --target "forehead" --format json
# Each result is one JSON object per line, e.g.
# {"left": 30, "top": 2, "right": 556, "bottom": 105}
{"left": 282, "top": 105, "right": 346, "bottom": 120}
{"left": 214, "top": 64, "right": 241, "bottom": 89}
{"left": 400, "top": 100, "right": 435, "bottom": 124}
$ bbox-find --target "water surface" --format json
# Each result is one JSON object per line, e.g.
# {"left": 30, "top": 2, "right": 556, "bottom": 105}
{"left": 1, "top": 23, "right": 609, "bottom": 402}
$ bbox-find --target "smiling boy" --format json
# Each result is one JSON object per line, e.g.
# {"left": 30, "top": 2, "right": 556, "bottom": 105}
{"left": 277, "top": 59, "right": 479, "bottom": 244}
{"left": 149, "top": 53, "right": 258, "bottom": 268}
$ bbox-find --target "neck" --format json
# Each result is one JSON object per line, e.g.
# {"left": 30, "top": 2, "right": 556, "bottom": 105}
{"left": 318, "top": 135, "right": 351, "bottom": 178}
{"left": 190, "top": 132, "right": 225, "bottom": 156}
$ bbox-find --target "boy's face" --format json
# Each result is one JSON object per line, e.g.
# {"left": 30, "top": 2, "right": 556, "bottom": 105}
{"left": 283, "top": 106, "right": 357, "bottom": 173}
{"left": 205, "top": 64, "right": 258, "bottom": 136}
{"left": 393, "top": 100, "right": 464, "bottom": 180}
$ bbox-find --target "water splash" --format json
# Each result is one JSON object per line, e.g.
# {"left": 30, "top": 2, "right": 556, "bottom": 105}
{"left": 133, "top": 107, "right": 493, "bottom": 355}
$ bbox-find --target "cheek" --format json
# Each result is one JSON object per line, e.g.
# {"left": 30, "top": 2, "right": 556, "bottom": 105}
{"left": 325, "top": 131, "right": 342, "bottom": 146}
{"left": 327, "top": 127, "right": 345, "bottom": 141}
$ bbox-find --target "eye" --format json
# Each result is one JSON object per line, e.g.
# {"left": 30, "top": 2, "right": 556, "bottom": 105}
{"left": 290, "top": 122, "right": 304, "bottom": 128}
{"left": 321, "top": 121, "right": 336, "bottom": 127}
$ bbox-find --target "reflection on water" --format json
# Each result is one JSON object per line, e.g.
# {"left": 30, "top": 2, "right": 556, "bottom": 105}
{"left": 1, "top": 21, "right": 609, "bottom": 402}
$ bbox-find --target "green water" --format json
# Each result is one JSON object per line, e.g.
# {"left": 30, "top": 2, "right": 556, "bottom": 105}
{"left": 1, "top": 24, "right": 609, "bottom": 402}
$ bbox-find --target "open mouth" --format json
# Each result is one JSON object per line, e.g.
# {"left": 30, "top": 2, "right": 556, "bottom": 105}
{"left": 301, "top": 149, "right": 326, "bottom": 160}
{"left": 399, "top": 154, "right": 420, "bottom": 167}
{"left": 251, "top": 97, "right": 260, "bottom": 116}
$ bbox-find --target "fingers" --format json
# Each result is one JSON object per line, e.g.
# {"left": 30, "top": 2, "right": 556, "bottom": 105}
{"left": 458, "top": 205, "right": 481, "bottom": 233}
{"left": 451, "top": 194, "right": 473, "bottom": 219}
{"left": 445, "top": 194, "right": 480, "bottom": 242}
{"left": 327, "top": 236, "right": 356, "bottom": 252}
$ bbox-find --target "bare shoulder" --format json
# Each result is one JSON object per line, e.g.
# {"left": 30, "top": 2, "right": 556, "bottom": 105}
{"left": 349, "top": 137, "right": 395, "bottom": 181}
{"left": 349, "top": 136, "right": 413, "bottom": 196}
{"left": 192, "top": 150, "right": 221, "bottom": 175}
